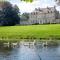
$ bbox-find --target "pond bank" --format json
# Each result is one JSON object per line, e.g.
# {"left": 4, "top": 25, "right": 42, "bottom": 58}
{"left": 0, "top": 38, "right": 60, "bottom": 42}
{"left": 0, "top": 40, "right": 59, "bottom": 49}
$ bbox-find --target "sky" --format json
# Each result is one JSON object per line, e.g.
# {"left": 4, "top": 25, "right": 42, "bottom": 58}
{"left": 7, "top": 0, "right": 60, "bottom": 13}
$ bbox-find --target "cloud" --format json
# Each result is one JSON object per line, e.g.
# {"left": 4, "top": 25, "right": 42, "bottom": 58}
{"left": 8, "top": 0, "right": 60, "bottom": 13}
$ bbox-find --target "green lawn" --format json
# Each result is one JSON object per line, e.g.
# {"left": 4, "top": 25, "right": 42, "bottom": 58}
{"left": 0, "top": 24, "right": 60, "bottom": 41}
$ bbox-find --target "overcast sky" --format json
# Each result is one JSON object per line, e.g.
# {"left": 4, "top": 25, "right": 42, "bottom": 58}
{"left": 7, "top": 0, "right": 60, "bottom": 13}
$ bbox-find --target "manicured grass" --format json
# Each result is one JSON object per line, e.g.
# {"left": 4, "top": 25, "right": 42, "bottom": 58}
{"left": 0, "top": 24, "right": 60, "bottom": 41}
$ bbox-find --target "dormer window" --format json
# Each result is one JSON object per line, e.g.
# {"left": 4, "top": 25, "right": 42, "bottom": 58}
{"left": 48, "top": 11, "right": 49, "bottom": 13}
{"left": 51, "top": 11, "right": 52, "bottom": 13}
{"left": 36, "top": 12, "right": 38, "bottom": 15}
{"left": 38, "top": 8, "right": 40, "bottom": 11}
{"left": 35, "top": 8, "right": 38, "bottom": 11}
{"left": 34, "top": 12, "right": 35, "bottom": 15}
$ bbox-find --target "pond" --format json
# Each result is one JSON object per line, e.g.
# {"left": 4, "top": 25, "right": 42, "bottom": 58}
{"left": 0, "top": 41, "right": 60, "bottom": 60}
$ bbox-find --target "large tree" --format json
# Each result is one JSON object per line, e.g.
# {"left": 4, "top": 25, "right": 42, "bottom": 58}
{"left": 21, "top": 0, "right": 60, "bottom": 5}
{"left": 0, "top": 1, "right": 20, "bottom": 26}
{"left": 21, "top": 0, "right": 33, "bottom": 2}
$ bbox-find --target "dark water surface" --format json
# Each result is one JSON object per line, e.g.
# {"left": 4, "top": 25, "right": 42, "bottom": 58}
{"left": 0, "top": 44, "right": 60, "bottom": 60}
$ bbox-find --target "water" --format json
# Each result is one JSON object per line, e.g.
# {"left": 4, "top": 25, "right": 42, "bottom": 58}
{"left": 0, "top": 43, "right": 60, "bottom": 60}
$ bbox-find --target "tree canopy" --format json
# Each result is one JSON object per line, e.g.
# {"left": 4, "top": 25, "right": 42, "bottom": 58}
{"left": 21, "top": 0, "right": 60, "bottom": 5}
{"left": 0, "top": 1, "right": 20, "bottom": 26}
{"left": 21, "top": 0, "right": 33, "bottom": 2}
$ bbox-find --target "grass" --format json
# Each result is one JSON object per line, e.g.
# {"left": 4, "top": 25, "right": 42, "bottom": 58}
{"left": 0, "top": 24, "right": 60, "bottom": 41}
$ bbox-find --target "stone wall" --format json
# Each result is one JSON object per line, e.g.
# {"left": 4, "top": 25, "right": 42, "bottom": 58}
{"left": 20, "top": 7, "right": 60, "bottom": 25}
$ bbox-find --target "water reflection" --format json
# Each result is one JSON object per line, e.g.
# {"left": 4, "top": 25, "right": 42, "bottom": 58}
{"left": 0, "top": 41, "right": 59, "bottom": 60}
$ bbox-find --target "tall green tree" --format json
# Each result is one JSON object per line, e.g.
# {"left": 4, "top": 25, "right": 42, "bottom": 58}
{"left": 21, "top": 0, "right": 33, "bottom": 2}
{"left": 0, "top": 1, "right": 20, "bottom": 26}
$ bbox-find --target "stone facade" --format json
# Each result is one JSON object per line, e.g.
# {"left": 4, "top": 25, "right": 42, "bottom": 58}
{"left": 28, "top": 6, "right": 60, "bottom": 24}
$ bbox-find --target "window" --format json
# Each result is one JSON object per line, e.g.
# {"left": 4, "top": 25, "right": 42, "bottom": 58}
{"left": 34, "top": 12, "right": 35, "bottom": 15}
{"left": 48, "top": 11, "right": 49, "bottom": 13}
{"left": 36, "top": 12, "right": 38, "bottom": 15}
{"left": 51, "top": 11, "right": 52, "bottom": 13}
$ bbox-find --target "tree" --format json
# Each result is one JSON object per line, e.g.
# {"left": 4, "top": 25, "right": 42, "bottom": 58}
{"left": 0, "top": 1, "right": 20, "bottom": 26}
{"left": 23, "top": 0, "right": 60, "bottom": 4}
{"left": 21, "top": 13, "right": 29, "bottom": 21}
{"left": 21, "top": 0, "right": 33, "bottom": 2}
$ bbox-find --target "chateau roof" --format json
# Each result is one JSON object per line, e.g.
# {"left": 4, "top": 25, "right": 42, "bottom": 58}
{"left": 34, "top": 7, "right": 56, "bottom": 13}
